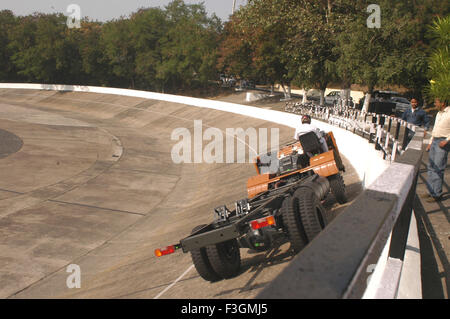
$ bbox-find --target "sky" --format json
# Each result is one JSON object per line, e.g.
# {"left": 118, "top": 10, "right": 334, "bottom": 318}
{"left": 1, "top": 0, "right": 248, "bottom": 22}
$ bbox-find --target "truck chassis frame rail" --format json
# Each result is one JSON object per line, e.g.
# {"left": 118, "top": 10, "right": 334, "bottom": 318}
{"left": 155, "top": 174, "right": 331, "bottom": 281}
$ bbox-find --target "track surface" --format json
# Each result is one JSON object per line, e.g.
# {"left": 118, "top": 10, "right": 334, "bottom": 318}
{"left": 0, "top": 89, "right": 361, "bottom": 299}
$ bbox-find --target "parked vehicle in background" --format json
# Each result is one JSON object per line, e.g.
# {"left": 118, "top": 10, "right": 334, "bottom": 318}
{"left": 325, "top": 90, "right": 354, "bottom": 107}
{"left": 325, "top": 91, "right": 340, "bottom": 105}
{"left": 240, "top": 79, "right": 255, "bottom": 89}
{"left": 306, "top": 89, "right": 321, "bottom": 102}
{"left": 220, "top": 74, "right": 237, "bottom": 87}
{"left": 373, "top": 90, "right": 398, "bottom": 100}
{"left": 356, "top": 90, "right": 398, "bottom": 116}
{"left": 391, "top": 96, "right": 411, "bottom": 116}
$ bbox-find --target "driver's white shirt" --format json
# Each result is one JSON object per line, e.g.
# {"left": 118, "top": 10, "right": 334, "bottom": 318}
{"left": 293, "top": 123, "right": 329, "bottom": 152}
{"left": 293, "top": 123, "right": 324, "bottom": 140}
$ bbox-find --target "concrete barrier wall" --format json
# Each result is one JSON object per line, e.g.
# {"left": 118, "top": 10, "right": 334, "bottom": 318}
{"left": 0, "top": 83, "right": 388, "bottom": 187}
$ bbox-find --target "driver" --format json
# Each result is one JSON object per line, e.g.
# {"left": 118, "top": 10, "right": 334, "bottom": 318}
{"left": 294, "top": 115, "right": 329, "bottom": 153}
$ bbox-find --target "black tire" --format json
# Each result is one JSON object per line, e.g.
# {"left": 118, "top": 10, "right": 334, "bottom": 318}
{"left": 282, "top": 188, "right": 328, "bottom": 253}
{"left": 205, "top": 239, "right": 241, "bottom": 279}
{"left": 281, "top": 193, "right": 308, "bottom": 253}
{"left": 295, "top": 188, "right": 328, "bottom": 242}
{"left": 328, "top": 173, "right": 347, "bottom": 204}
{"left": 190, "top": 225, "right": 222, "bottom": 282}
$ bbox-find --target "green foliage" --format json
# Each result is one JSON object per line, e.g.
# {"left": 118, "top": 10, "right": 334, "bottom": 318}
{"left": 129, "top": 8, "right": 167, "bottom": 90}
{"left": 1, "top": 0, "right": 221, "bottom": 93}
{"left": 101, "top": 18, "right": 137, "bottom": 87}
{"left": 331, "top": 0, "right": 430, "bottom": 95}
{"left": 425, "top": 15, "right": 450, "bottom": 103}
{"left": 217, "top": 15, "right": 256, "bottom": 81}
{"left": 0, "top": 10, "right": 19, "bottom": 81}
{"left": 156, "top": 0, "right": 222, "bottom": 92}
{"left": 220, "top": 0, "right": 448, "bottom": 101}
{"left": 1, "top": 0, "right": 448, "bottom": 98}
{"left": 75, "top": 21, "right": 112, "bottom": 86}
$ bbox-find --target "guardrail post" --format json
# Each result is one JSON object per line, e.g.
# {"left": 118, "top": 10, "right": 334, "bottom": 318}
{"left": 387, "top": 116, "right": 393, "bottom": 133}
{"left": 392, "top": 141, "right": 398, "bottom": 162}
{"left": 388, "top": 175, "right": 417, "bottom": 260}
{"left": 401, "top": 122, "right": 410, "bottom": 150}
{"left": 384, "top": 132, "right": 391, "bottom": 160}
{"left": 394, "top": 120, "right": 401, "bottom": 140}
{"left": 388, "top": 139, "right": 423, "bottom": 261}
{"left": 375, "top": 125, "right": 381, "bottom": 150}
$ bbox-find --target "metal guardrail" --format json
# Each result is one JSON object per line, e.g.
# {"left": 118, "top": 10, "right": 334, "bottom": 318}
{"left": 257, "top": 102, "right": 425, "bottom": 299}
{"left": 284, "top": 102, "right": 419, "bottom": 162}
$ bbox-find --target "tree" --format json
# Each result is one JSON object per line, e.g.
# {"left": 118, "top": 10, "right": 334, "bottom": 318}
{"left": 231, "top": 0, "right": 295, "bottom": 99}
{"left": 334, "top": 0, "right": 448, "bottom": 109}
{"left": 0, "top": 10, "right": 19, "bottom": 82}
{"left": 231, "top": 0, "right": 347, "bottom": 103}
{"left": 7, "top": 13, "right": 85, "bottom": 84}
{"left": 156, "top": 0, "right": 221, "bottom": 93}
{"left": 129, "top": 8, "right": 167, "bottom": 91}
{"left": 101, "top": 18, "right": 137, "bottom": 88}
{"left": 217, "top": 15, "right": 256, "bottom": 83}
{"left": 285, "top": 0, "right": 343, "bottom": 104}
{"left": 73, "top": 20, "right": 112, "bottom": 86}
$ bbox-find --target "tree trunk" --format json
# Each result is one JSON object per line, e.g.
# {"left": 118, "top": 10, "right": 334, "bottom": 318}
{"left": 281, "top": 83, "right": 290, "bottom": 100}
{"left": 326, "top": 0, "right": 332, "bottom": 23}
{"left": 363, "top": 85, "right": 374, "bottom": 112}
{"left": 363, "top": 93, "right": 371, "bottom": 112}
{"left": 302, "top": 87, "right": 308, "bottom": 103}
{"left": 340, "top": 88, "right": 351, "bottom": 107}
{"left": 319, "top": 90, "right": 325, "bottom": 106}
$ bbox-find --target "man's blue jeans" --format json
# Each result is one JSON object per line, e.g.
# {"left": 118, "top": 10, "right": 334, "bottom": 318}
{"left": 426, "top": 137, "right": 449, "bottom": 198}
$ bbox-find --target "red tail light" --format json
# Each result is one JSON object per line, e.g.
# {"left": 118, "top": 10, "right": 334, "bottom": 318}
{"left": 250, "top": 216, "right": 276, "bottom": 230}
{"left": 155, "top": 245, "right": 178, "bottom": 257}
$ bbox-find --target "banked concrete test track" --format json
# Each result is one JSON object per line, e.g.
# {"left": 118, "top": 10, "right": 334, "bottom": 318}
{"left": 0, "top": 88, "right": 362, "bottom": 299}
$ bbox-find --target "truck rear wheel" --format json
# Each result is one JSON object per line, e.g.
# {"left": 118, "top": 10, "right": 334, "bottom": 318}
{"left": 295, "top": 188, "right": 328, "bottom": 242}
{"left": 281, "top": 193, "right": 308, "bottom": 253}
{"left": 206, "top": 239, "right": 241, "bottom": 279}
{"left": 328, "top": 173, "right": 347, "bottom": 204}
{"left": 190, "top": 225, "right": 222, "bottom": 282}
{"left": 282, "top": 188, "right": 328, "bottom": 253}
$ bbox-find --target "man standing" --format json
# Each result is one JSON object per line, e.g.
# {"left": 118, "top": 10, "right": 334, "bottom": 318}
{"left": 401, "top": 98, "right": 430, "bottom": 147}
{"left": 425, "top": 98, "right": 450, "bottom": 202}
